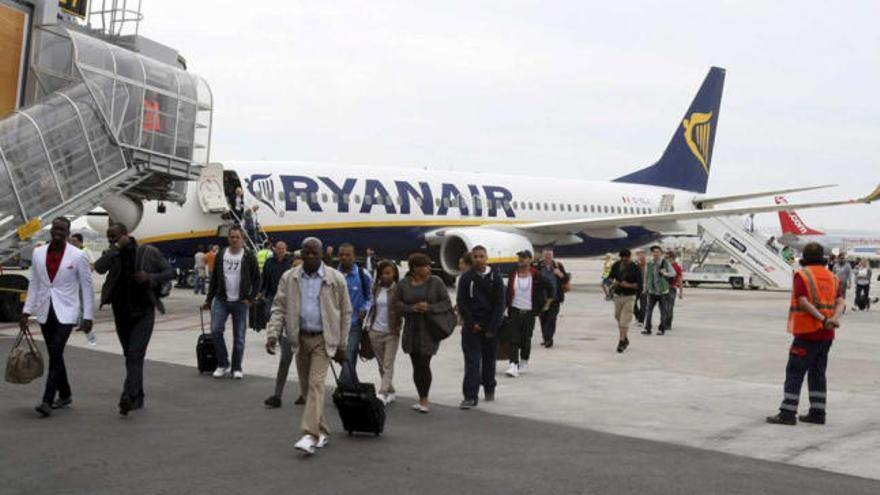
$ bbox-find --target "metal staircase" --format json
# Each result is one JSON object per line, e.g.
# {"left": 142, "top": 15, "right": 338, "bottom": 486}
{"left": 0, "top": 24, "right": 212, "bottom": 263}
{"left": 697, "top": 216, "right": 794, "bottom": 289}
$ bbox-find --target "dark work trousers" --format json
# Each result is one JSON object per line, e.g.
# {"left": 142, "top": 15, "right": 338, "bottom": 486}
{"left": 461, "top": 328, "right": 497, "bottom": 401}
{"left": 664, "top": 287, "right": 678, "bottom": 330}
{"left": 539, "top": 301, "right": 560, "bottom": 344}
{"left": 644, "top": 293, "right": 669, "bottom": 332}
{"left": 40, "top": 306, "right": 74, "bottom": 405}
{"left": 409, "top": 353, "right": 433, "bottom": 399}
{"left": 113, "top": 306, "right": 156, "bottom": 403}
{"left": 508, "top": 308, "right": 536, "bottom": 364}
{"left": 274, "top": 335, "right": 296, "bottom": 398}
{"left": 779, "top": 338, "right": 832, "bottom": 417}
{"left": 634, "top": 292, "right": 647, "bottom": 323}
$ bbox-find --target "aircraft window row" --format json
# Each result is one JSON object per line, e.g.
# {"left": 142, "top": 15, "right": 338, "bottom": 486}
{"left": 508, "top": 200, "right": 653, "bottom": 215}
{"left": 265, "top": 190, "right": 655, "bottom": 216}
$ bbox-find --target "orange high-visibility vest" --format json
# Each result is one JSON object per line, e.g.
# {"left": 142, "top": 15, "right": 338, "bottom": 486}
{"left": 143, "top": 98, "right": 161, "bottom": 132}
{"left": 787, "top": 265, "right": 838, "bottom": 335}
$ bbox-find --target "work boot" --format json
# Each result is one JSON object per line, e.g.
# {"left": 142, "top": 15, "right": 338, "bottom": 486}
{"left": 766, "top": 413, "right": 797, "bottom": 425}
{"left": 798, "top": 413, "right": 826, "bottom": 425}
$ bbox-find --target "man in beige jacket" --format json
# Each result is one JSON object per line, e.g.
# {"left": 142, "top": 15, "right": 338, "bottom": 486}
{"left": 266, "top": 237, "right": 352, "bottom": 455}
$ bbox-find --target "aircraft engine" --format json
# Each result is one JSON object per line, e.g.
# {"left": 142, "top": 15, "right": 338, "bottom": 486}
{"left": 87, "top": 194, "right": 144, "bottom": 234}
{"left": 439, "top": 228, "right": 533, "bottom": 275}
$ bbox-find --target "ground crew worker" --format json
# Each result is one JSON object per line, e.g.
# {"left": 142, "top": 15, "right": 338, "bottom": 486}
{"left": 766, "top": 242, "right": 844, "bottom": 426}
{"left": 256, "top": 240, "right": 272, "bottom": 272}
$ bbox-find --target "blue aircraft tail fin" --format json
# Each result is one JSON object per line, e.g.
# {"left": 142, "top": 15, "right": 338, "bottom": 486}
{"left": 613, "top": 66, "right": 725, "bottom": 194}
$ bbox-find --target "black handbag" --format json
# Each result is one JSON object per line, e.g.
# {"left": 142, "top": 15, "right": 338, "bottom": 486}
{"left": 425, "top": 309, "right": 456, "bottom": 341}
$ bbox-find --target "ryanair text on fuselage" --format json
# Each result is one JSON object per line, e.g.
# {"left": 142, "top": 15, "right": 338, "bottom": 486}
{"left": 247, "top": 174, "right": 517, "bottom": 218}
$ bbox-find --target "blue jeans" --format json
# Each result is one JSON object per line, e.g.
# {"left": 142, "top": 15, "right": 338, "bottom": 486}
{"left": 211, "top": 299, "right": 248, "bottom": 371}
{"left": 339, "top": 323, "right": 362, "bottom": 384}
{"left": 194, "top": 274, "right": 206, "bottom": 295}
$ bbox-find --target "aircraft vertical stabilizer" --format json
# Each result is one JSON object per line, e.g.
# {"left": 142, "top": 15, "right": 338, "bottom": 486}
{"left": 775, "top": 196, "right": 825, "bottom": 236}
{"left": 613, "top": 67, "right": 725, "bottom": 194}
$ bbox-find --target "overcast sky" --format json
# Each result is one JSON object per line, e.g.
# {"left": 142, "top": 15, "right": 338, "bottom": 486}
{"left": 139, "top": 1, "right": 878, "bottom": 231}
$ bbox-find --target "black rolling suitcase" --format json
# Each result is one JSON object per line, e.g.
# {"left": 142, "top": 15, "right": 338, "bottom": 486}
{"left": 330, "top": 362, "right": 386, "bottom": 436}
{"left": 197, "top": 309, "right": 217, "bottom": 373}
{"left": 249, "top": 297, "right": 268, "bottom": 331}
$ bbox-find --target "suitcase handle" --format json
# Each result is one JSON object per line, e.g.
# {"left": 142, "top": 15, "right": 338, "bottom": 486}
{"left": 199, "top": 307, "right": 209, "bottom": 336}
{"left": 329, "top": 359, "right": 359, "bottom": 387}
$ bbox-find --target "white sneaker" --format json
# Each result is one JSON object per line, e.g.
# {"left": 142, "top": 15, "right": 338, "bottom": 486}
{"left": 294, "top": 435, "right": 317, "bottom": 455}
{"left": 505, "top": 362, "right": 519, "bottom": 378}
{"left": 212, "top": 367, "right": 230, "bottom": 379}
{"left": 316, "top": 434, "right": 329, "bottom": 448}
{"left": 377, "top": 393, "right": 387, "bottom": 404}
{"left": 384, "top": 393, "right": 396, "bottom": 404}
{"left": 232, "top": 370, "right": 244, "bottom": 380}
{"left": 519, "top": 361, "right": 529, "bottom": 374}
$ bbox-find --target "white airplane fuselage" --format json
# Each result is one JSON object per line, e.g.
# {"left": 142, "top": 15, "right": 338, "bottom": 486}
{"left": 130, "top": 161, "right": 696, "bottom": 267}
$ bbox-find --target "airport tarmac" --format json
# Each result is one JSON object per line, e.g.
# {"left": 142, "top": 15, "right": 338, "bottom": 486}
{"left": 1, "top": 258, "right": 879, "bottom": 492}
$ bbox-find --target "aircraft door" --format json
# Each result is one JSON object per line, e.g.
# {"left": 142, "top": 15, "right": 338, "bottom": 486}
{"left": 659, "top": 194, "right": 676, "bottom": 213}
{"left": 197, "top": 162, "right": 229, "bottom": 213}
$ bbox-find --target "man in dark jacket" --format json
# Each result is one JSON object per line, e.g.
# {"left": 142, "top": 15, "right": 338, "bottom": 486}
{"left": 202, "top": 226, "right": 260, "bottom": 379}
{"left": 95, "top": 222, "right": 175, "bottom": 415}
{"left": 457, "top": 245, "right": 506, "bottom": 409}
{"left": 261, "top": 241, "right": 301, "bottom": 408}
{"left": 535, "top": 247, "right": 571, "bottom": 348}
{"left": 504, "top": 250, "right": 552, "bottom": 377}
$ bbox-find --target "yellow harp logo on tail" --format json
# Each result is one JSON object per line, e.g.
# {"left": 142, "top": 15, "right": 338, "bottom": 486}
{"left": 682, "top": 111, "right": 713, "bottom": 174}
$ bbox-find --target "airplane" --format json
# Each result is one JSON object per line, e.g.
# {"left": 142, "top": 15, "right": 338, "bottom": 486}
{"left": 775, "top": 196, "right": 880, "bottom": 262}
{"left": 89, "top": 67, "right": 878, "bottom": 277}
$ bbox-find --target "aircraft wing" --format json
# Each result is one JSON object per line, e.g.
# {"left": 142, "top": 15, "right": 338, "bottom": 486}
{"left": 693, "top": 184, "right": 837, "bottom": 208}
{"left": 519, "top": 184, "right": 880, "bottom": 237}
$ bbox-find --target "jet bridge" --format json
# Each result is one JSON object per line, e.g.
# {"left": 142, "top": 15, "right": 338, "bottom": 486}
{"left": 0, "top": 25, "right": 212, "bottom": 263}
{"left": 697, "top": 216, "right": 794, "bottom": 289}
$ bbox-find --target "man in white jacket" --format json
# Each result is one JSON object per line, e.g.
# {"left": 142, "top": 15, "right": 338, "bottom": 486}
{"left": 21, "top": 217, "right": 94, "bottom": 417}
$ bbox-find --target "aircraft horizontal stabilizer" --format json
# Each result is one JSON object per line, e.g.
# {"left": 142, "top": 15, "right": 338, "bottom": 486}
{"left": 694, "top": 184, "right": 836, "bottom": 208}
{"left": 517, "top": 184, "right": 879, "bottom": 237}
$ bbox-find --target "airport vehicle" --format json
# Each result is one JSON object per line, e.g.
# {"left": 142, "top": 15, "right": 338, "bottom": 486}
{"left": 683, "top": 264, "right": 752, "bottom": 290}
{"left": 114, "top": 67, "right": 877, "bottom": 280}
{"left": 775, "top": 196, "right": 880, "bottom": 262}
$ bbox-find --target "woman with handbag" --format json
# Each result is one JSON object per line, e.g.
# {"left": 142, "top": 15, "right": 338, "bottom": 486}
{"left": 366, "top": 261, "right": 402, "bottom": 405}
{"left": 395, "top": 253, "right": 454, "bottom": 413}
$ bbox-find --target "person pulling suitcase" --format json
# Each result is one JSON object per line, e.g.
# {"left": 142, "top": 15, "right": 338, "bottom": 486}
{"left": 266, "top": 237, "right": 351, "bottom": 456}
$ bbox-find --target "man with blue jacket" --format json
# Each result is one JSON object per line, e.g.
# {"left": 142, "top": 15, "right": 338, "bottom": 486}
{"left": 337, "top": 243, "right": 372, "bottom": 384}
{"left": 457, "top": 245, "right": 506, "bottom": 409}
